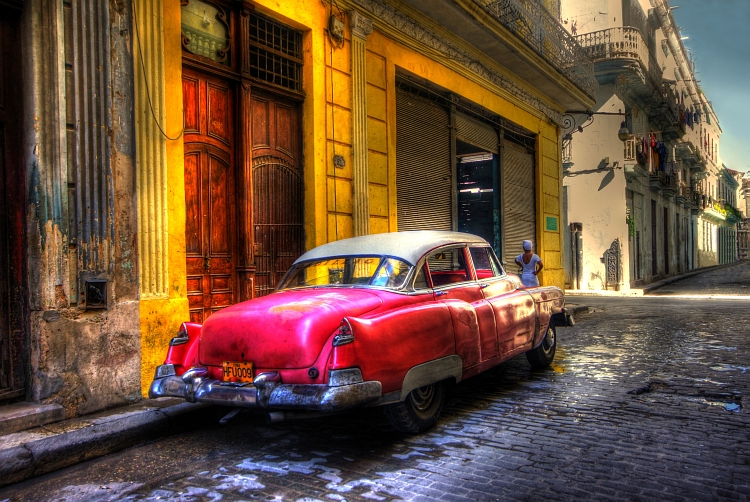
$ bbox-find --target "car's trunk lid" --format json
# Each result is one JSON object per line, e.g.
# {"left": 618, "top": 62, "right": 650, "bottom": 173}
{"left": 198, "top": 289, "right": 383, "bottom": 369}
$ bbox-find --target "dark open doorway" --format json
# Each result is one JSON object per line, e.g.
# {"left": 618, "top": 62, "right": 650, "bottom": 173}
{"left": 457, "top": 140, "right": 500, "bottom": 257}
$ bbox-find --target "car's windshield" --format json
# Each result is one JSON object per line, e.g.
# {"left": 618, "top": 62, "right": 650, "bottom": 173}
{"left": 279, "top": 256, "right": 412, "bottom": 290}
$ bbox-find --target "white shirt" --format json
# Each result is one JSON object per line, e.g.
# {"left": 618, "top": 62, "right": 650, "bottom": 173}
{"left": 515, "top": 253, "right": 541, "bottom": 287}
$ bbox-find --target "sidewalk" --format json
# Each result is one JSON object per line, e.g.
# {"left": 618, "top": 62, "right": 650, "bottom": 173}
{"left": 565, "top": 262, "right": 745, "bottom": 297}
{"left": 0, "top": 398, "right": 219, "bottom": 487}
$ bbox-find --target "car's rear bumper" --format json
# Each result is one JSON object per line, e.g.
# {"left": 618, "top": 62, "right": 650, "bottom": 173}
{"left": 148, "top": 365, "right": 382, "bottom": 412}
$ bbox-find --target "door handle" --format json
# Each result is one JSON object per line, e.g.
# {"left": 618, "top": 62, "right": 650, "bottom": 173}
{"left": 435, "top": 290, "right": 448, "bottom": 297}
{"left": 203, "top": 255, "right": 211, "bottom": 270}
{"left": 480, "top": 283, "right": 489, "bottom": 289}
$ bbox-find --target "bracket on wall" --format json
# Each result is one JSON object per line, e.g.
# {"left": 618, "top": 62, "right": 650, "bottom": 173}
{"left": 562, "top": 110, "right": 628, "bottom": 171}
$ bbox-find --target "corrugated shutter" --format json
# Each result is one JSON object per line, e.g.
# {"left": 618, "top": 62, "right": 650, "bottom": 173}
{"left": 396, "top": 89, "right": 452, "bottom": 231}
{"left": 502, "top": 138, "right": 536, "bottom": 262}
{"left": 456, "top": 112, "right": 498, "bottom": 153}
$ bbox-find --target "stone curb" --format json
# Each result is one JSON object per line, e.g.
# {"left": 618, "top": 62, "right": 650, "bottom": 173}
{"left": 641, "top": 262, "right": 738, "bottom": 294}
{"left": 0, "top": 400, "right": 219, "bottom": 487}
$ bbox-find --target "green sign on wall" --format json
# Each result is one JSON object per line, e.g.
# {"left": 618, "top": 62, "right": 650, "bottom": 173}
{"left": 545, "top": 216, "right": 558, "bottom": 231}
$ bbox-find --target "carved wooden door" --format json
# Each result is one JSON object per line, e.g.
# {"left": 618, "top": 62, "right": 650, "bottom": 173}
{"left": 251, "top": 90, "right": 303, "bottom": 297}
{"left": 183, "top": 69, "right": 236, "bottom": 323}
{"left": 0, "top": 6, "right": 25, "bottom": 401}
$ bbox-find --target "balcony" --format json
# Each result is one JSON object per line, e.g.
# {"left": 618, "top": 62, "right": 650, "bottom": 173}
{"left": 725, "top": 202, "right": 744, "bottom": 223}
{"left": 478, "top": 0, "right": 597, "bottom": 98}
{"left": 675, "top": 183, "right": 691, "bottom": 207}
{"left": 657, "top": 83, "right": 687, "bottom": 141}
{"left": 576, "top": 27, "right": 664, "bottom": 114}
{"left": 676, "top": 140, "right": 706, "bottom": 173}
{"left": 661, "top": 174, "right": 678, "bottom": 200}
{"left": 398, "top": 0, "right": 598, "bottom": 111}
{"left": 649, "top": 171, "right": 666, "bottom": 193}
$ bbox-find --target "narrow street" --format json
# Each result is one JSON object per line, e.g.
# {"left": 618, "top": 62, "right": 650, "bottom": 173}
{"left": 2, "top": 266, "right": 749, "bottom": 501}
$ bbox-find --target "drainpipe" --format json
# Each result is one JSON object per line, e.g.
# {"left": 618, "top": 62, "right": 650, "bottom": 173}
{"left": 570, "top": 223, "right": 583, "bottom": 289}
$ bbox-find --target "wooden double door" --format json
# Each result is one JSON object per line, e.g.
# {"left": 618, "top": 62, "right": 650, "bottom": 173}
{"left": 0, "top": 6, "right": 26, "bottom": 402}
{"left": 183, "top": 68, "right": 302, "bottom": 323}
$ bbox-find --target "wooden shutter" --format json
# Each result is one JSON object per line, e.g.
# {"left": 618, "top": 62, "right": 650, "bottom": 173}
{"left": 396, "top": 89, "right": 451, "bottom": 231}
{"left": 502, "top": 138, "right": 536, "bottom": 262}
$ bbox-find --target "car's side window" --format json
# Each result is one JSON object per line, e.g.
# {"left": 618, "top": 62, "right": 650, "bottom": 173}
{"left": 413, "top": 263, "right": 430, "bottom": 290}
{"left": 426, "top": 246, "right": 471, "bottom": 287}
{"left": 470, "top": 246, "right": 504, "bottom": 279}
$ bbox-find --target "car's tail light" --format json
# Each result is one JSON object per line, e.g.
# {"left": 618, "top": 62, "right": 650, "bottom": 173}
{"left": 330, "top": 318, "right": 356, "bottom": 370}
{"left": 332, "top": 318, "right": 354, "bottom": 346}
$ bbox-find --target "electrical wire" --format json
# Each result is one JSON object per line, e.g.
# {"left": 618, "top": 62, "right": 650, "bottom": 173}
{"left": 132, "top": 0, "right": 185, "bottom": 141}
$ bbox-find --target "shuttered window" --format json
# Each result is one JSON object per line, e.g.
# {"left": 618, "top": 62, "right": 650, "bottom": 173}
{"left": 396, "top": 89, "right": 452, "bottom": 231}
{"left": 455, "top": 112, "right": 498, "bottom": 153}
{"left": 501, "top": 139, "right": 536, "bottom": 261}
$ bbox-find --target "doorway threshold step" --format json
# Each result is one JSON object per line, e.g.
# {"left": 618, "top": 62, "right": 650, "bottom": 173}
{"left": 0, "top": 403, "right": 65, "bottom": 436}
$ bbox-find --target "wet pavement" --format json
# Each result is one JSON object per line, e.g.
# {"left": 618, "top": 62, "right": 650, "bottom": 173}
{"left": 2, "top": 295, "right": 750, "bottom": 501}
{"left": 649, "top": 260, "right": 750, "bottom": 296}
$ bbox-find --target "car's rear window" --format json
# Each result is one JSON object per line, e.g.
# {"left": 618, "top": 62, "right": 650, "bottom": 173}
{"left": 279, "top": 256, "right": 412, "bottom": 290}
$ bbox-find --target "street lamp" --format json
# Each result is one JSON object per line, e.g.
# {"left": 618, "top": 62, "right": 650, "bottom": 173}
{"left": 617, "top": 120, "right": 631, "bottom": 142}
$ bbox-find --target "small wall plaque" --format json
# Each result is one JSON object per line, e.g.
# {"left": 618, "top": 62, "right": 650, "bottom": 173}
{"left": 545, "top": 216, "right": 558, "bottom": 231}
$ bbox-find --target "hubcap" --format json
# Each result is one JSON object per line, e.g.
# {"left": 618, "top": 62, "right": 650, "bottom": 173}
{"left": 541, "top": 326, "right": 555, "bottom": 355}
{"left": 410, "top": 384, "right": 435, "bottom": 412}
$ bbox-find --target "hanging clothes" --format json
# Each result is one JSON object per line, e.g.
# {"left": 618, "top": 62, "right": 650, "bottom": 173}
{"left": 658, "top": 142, "right": 667, "bottom": 172}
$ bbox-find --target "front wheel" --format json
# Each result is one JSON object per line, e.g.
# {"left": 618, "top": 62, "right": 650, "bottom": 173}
{"left": 384, "top": 381, "right": 445, "bottom": 434}
{"left": 526, "top": 323, "right": 556, "bottom": 369}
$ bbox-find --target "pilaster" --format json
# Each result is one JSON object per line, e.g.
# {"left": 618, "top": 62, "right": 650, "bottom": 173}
{"left": 134, "top": 0, "right": 169, "bottom": 298}
{"left": 349, "top": 10, "right": 373, "bottom": 236}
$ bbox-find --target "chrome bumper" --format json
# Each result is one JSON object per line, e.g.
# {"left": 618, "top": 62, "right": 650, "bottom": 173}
{"left": 149, "top": 365, "right": 382, "bottom": 412}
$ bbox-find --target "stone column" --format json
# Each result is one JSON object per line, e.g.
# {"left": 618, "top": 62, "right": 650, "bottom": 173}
{"left": 349, "top": 10, "right": 373, "bottom": 237}
{"left": 134, "top": 0, "right": 169, "bottom": 298}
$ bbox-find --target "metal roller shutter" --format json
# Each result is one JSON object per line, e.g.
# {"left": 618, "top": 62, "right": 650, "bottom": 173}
{"left": 396, "top": 89, "right": 452, "bottom": 231}
{"left": 502, "top": 138, "right": 536, "bottom": 262}
{"left": 455, "top": 112, "right": 499, "bottom": 153}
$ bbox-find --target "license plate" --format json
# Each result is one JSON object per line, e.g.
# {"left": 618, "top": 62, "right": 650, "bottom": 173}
{"left": 222, "top": 361, "right": 254, "bottom": 383}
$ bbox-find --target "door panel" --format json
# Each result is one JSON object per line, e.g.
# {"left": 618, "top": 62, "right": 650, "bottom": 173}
{"left": 251, "top": 91, "right": 302, "bottom": 297}
{"left": 183, "top": 69, "right": 236, "bottom": 323}
{"left": 0, "top": 7, "right": 25, "bottom": 401}
{"left": 482, "top": 279, "right": 536, "bottom": 354}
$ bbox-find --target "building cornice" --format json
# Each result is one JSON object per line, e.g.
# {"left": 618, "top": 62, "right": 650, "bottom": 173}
{"left": 347, "top": 0, "right": 565, "bottom": 126}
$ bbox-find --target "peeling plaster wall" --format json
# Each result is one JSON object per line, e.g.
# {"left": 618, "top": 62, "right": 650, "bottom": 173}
{"left": 25, "top": 0, "right": 140, "bottom": 417}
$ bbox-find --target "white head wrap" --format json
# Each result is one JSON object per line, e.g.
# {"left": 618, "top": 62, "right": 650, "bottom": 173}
{"left": 522, "top": 240, "right": 532, "bottom": 251}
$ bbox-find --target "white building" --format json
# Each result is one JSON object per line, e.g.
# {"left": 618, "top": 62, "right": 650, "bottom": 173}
{"left": 560, "top": 0, "right": 735, "bottom": 291}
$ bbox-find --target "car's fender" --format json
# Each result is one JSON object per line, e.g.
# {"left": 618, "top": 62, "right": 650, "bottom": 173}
{"left": 525, "top": 287, "right": 565, "bottom": 347}
{"left": 163, "top": 322, "right": 202, "bottom": 376}
{"left": 342, "top": 302, "right": 456, "bottom": 394}
{"left": 399, "top": 355, "right": 462, "bottom": 400}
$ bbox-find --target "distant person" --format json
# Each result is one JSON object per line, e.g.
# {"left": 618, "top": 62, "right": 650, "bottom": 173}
{"left": 515, "top": 239, "right": 543, "bottom": 287}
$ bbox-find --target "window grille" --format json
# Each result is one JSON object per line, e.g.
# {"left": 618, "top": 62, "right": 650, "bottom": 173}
{"left": 249, "top": 13, "right": 302, "bottom": 92}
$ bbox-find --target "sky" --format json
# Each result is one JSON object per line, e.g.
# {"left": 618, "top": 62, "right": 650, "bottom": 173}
{"left": 670, "top": 0, "right": 750, "bottom": 175}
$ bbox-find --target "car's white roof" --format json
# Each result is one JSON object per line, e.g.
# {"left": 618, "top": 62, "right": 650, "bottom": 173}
{"left": 293, "top": 231, "right": 489, "bottom": 266}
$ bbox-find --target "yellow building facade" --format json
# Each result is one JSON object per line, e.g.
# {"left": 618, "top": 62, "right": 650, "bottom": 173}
{"left": 135, "top": 0, "right": 595, "bottom": 394}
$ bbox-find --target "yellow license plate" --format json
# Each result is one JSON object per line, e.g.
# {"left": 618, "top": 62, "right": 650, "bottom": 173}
{"left": 222, "top": 361, "right": 254, "bottom": 383}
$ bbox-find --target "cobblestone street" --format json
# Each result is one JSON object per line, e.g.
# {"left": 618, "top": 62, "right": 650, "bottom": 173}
{"left": 2, "top": 281, "right": 750, "bottom": 501}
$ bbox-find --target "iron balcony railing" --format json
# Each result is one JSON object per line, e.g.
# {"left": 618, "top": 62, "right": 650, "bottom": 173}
{"left": 575, "top": 27, "right": 662, "bottom": 89}
{"left": 475, "top": 0, "right": 597, "bottom": 99}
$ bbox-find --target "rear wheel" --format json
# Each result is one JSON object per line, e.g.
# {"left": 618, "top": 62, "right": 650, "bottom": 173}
{"left": 384, "top": 381, "right": 445, "bottom": 434}
{"left": 526, "top": 323, "right": 556, "bottom": 369}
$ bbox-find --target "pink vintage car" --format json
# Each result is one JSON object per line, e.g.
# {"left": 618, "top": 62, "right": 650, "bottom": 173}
{"left": 150, "top": 231, "right": 571, "bottom": 433}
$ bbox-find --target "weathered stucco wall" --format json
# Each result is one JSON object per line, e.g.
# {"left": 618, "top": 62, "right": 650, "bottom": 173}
{"left": 26, "top": 0, "right": 141, "bottom": 417}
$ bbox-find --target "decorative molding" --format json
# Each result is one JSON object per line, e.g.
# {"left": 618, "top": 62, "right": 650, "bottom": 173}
{"left": 348, "top": 0, "right": 564, "bottom": 126}
{"left": 349, "top": 10, "right": 374, "bottom": 40}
